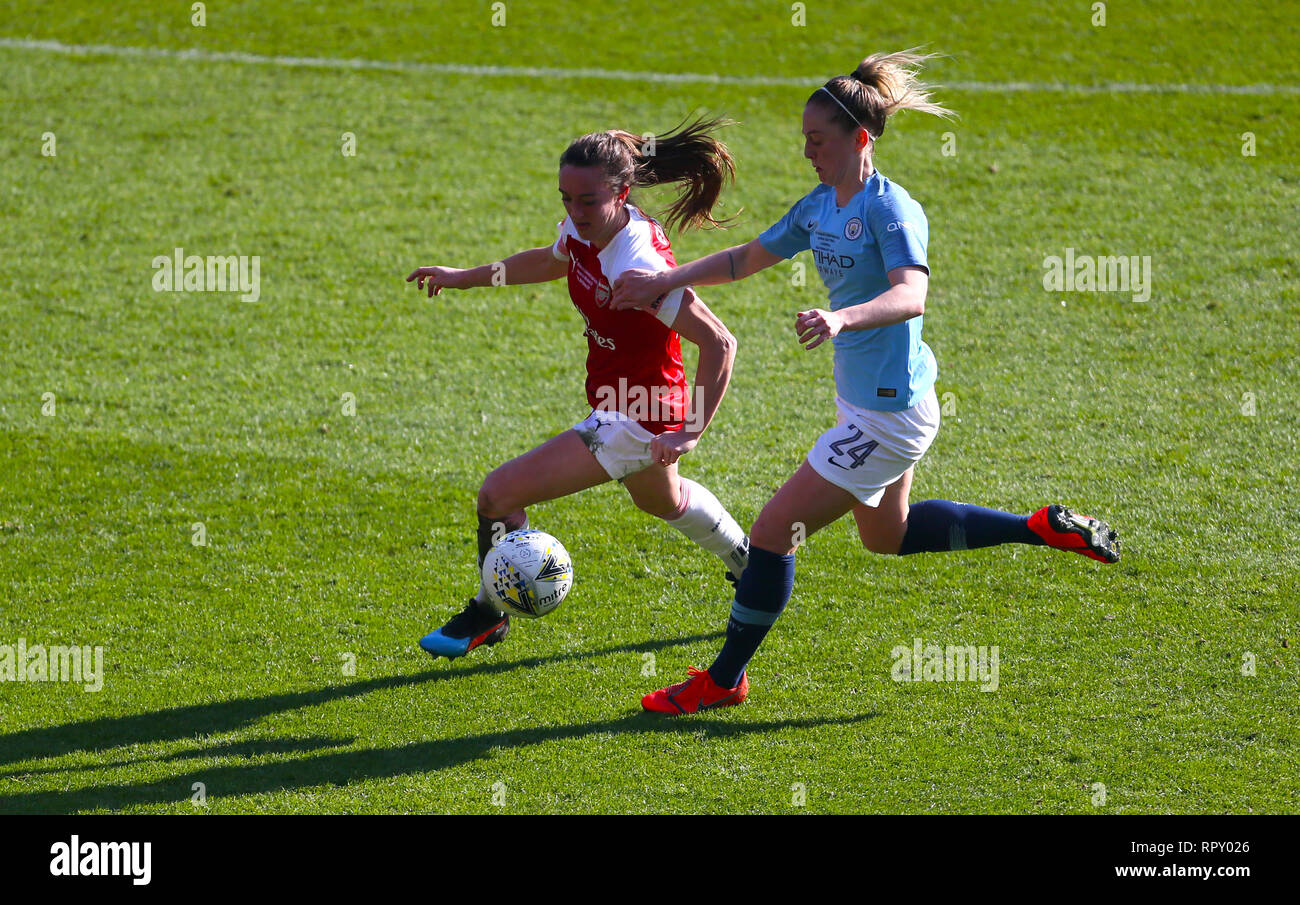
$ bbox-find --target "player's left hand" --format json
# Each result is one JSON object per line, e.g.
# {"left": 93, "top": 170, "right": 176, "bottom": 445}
{"left": 795, "top": 308, "right": 843, "bottom": 350}
{"left": 611, "top": 268, "right": 663, "bottom": 311}
{"left": 650, "top": 430, "right": 699, "bottom": 467}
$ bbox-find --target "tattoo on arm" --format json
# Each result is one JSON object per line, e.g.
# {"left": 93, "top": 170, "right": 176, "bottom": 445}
{"left": 727, "top": 250, "right": 736, "bottom": 281}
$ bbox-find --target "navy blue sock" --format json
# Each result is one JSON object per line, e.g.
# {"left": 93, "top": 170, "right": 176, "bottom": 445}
{"left": 707, "top": 546, "right": 795, "bottom": 689}
{"left": 898, "top": 499, "right": 1043, "bottom": 555}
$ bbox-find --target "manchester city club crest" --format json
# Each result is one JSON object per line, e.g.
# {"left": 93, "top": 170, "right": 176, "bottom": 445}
{"left": 844, "top": 217, "right": 864, "bottom": 241}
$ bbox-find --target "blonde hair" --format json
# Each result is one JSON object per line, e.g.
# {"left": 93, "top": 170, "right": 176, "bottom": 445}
{"left": 811, "top": 49, "right": 954, "bottom": 140}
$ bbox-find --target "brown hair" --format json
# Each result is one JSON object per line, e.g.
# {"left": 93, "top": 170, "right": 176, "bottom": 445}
{"left": 558, "top": 115, "right": 735, "bottom": 232}
{"left": 809, "top": 50, "right": 953, "bottom": 140}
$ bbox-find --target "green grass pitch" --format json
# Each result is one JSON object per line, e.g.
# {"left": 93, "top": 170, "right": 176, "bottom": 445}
{"left": 0, "top": 0, "right": 1296, "bottom": 814}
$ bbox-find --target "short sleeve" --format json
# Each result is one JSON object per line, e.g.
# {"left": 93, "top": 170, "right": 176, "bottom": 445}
{"left": 649, "top": 286, "right": 685, "bottom": 327}
{"left": 605, "top": 221, "right": 685, "bottom": 327}
{"left": 552, "top": 218, "right": 576, "bottom": 261}
{"left": 758, "top": 194, "right": 814, "bottom": 259}
{"left": 865, "top": 192, "right": 928, "bottom": 274}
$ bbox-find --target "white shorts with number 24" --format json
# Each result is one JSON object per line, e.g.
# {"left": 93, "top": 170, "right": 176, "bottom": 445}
{"left": 806, "top": 386, "right": 941, "bottom": 507}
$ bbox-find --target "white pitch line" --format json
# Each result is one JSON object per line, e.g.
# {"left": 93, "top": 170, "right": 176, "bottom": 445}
{"left": 2, "top": 37, "right": 1297, "bottom": 96}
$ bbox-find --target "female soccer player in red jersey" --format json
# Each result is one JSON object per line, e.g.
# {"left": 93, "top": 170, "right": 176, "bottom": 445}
{"left": 612, "top": 53, "right": 1121, "bottom": 713}
{"left": 407, "top": 118, "right": 750, "bottom": 659}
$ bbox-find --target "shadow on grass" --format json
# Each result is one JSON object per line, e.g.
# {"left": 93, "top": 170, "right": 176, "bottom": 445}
{"left": 0, "top": 632, "right": 723, "bottom": 768}
{"left": 0, "top": 736, "right": 358, "bottom": 779}
{"left": 0, "top": 710, "right": 879, "bottom": 813}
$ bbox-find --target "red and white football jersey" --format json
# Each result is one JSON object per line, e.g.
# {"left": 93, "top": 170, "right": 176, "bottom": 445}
{"left": 551, "top": 205, "right": 689, "bottom": 434}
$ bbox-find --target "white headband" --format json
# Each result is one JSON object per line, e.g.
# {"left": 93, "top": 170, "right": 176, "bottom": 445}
{"left": 817, "top": 86, "right": 875, "bottom": 140}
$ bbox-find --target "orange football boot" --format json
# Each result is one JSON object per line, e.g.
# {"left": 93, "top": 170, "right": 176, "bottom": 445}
{"left": 641, "top": 666, "right": 749, "bottom": 714}
{"left": 1028, "top": 504, "right": 1120, "bottom": 563}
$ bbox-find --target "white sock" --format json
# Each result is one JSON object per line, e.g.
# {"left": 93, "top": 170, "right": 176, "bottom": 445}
{"left": 663, "top": 478, "right": 749, "bottom": 579}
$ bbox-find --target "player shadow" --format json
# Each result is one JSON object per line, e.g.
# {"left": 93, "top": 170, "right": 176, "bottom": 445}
{"left": 0, "top": 736, "right": 357, "bottom": 779}
{"left": 0, "top": 631, "right": 723, "bottom": 769}
{"left": 0, "top": 710, "right": 879, "bottom": 813}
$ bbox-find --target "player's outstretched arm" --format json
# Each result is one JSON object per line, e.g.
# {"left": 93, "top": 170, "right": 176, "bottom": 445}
{"left": 648, "top": 289, "right": 736, "bottom": 467}
{"left": 406, "top": 245, "right": 568, "bottom": 297}
{"left": 610, "top": 238, "right": 782, "bottom": 311}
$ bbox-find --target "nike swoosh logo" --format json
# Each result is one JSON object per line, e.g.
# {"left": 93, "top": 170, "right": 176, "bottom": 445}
{"left": 699, "top": 691, "right": 738, "bottom": 710}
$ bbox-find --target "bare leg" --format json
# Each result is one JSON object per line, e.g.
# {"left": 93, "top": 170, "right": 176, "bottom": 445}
{"left": 624, "top": 462, "right": 748, "bottom": 580}
{"left": 478, "top": 429, "right": 612, "bottom": 520}
{"left": 850, "top": 466, "right": 913, "bottom": 555}
{"left": 750, "top": 460, "right": 860, "bottom": 555}
{"left": 619, "top": 460, "right": 682, "bottom": 518}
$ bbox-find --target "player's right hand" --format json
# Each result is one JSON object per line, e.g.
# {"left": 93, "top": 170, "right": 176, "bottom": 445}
{"left": 650, "top": 429, "right": 699, "bottom": 467}
{"left": 406, "top": 266, "right": 467, "bottom": 297}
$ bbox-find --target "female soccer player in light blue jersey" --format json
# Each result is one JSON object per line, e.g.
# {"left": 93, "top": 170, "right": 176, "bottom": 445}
{"left": 612, "top": 51, "right": 1121, "bottom": 713}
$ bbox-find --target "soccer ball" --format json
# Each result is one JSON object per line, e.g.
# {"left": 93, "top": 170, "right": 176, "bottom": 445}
{"left": 482, "top": 529, "right": 574, "bottom": 618}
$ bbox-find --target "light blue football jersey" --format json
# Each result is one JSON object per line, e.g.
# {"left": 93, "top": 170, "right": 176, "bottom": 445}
{"left": 758, "top": 172, "right": 937, "bottom": 412}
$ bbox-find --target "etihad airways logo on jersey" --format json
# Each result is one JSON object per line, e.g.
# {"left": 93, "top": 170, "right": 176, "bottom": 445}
{"left": 812, "top": 248, "right": 855, "bottom": 270}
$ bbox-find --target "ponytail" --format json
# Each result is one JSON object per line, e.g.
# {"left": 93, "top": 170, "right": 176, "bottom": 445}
{"left": 559, "top": 115, "right": 736, "bottom": 233}
{"left": 812, "top": 49, "right": 953, "bottom": 140}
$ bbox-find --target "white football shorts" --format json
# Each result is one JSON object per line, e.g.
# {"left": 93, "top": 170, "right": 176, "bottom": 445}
{"left": 807, "top": 387, "right": 941, "bottom": 507}
{"left": 572, "top": 409, "right": 659, "bottom": 481}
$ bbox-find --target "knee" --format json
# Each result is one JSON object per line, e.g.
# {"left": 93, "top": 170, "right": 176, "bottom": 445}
{"left": 477, "top": 469, "right": 515, "bottom": 518}
{"left": 750, "top": 512, "right": 798, "bottom": 555}
{"left": 858, "top": 530, "right": 902, "bottom": 555}
{"left": 630, "top": 487, "right": 679, "bottom": 520}
{"left": 857, "top": 521, "right": 905, "bottom": 555}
